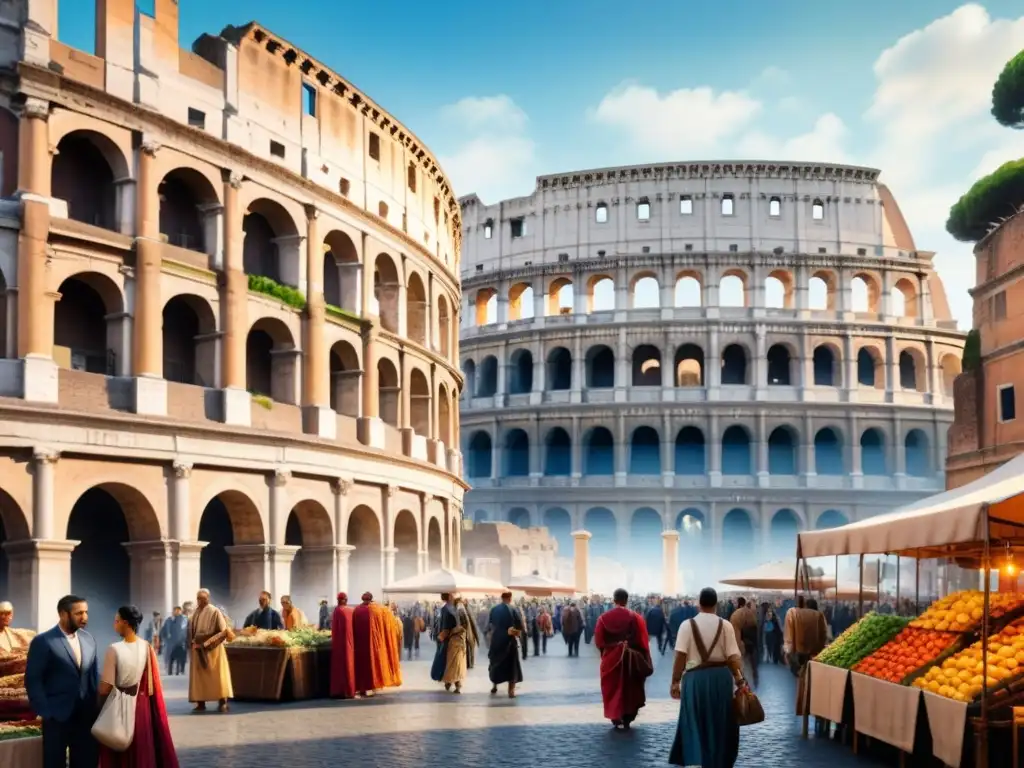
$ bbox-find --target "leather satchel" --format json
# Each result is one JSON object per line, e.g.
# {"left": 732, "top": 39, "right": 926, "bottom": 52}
{"left": 734, "top": 687, "right": 766, "bottom": 726}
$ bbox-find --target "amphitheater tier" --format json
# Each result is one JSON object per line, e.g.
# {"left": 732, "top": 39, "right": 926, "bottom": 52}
{"left": 0, "top": 4, "right": 465, "bottom": 629}
{"left": 458, "top": 162, "right": 965, "bottom": 592}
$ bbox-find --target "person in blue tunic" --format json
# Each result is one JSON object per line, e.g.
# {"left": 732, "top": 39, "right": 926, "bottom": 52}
{"left": 669, "top": 587, "right": 749, "bottom": 768}
{"left": 486, "top": 591, "right": 524, "bottom": 698}
{"left": 243, "top": 591, "right": 283, "bottom": 630}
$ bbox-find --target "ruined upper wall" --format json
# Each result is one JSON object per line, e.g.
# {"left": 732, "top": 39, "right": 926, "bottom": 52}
{"left": 0, "top": 0, "right": 461, "bottom": 273}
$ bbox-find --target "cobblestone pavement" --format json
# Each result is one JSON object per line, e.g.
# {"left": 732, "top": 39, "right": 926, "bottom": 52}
{"left": 163, "top": 641, "right": 887, "bottom": 767}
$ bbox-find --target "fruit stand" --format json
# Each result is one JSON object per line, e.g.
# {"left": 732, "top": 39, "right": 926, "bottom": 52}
{"left": 0, "top": 644, "right": 41, "bottom": 768}
{"left": 796, "top": 452, "right": 1024, "bottom": 768}
{"left": 226, "top": 627, "right": 332, "bottom": 702}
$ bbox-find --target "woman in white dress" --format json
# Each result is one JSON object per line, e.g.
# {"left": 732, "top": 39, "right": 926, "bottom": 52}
{"left": 97, "top": 605, "right": 180, "bottom": 768}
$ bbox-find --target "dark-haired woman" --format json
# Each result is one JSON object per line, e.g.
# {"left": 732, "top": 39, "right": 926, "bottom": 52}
{"left": 98, "top": 606, "right": 180, "bottom": 767}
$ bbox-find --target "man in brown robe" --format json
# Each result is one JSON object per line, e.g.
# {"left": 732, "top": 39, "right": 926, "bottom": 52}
{"left": 352, "top": 593, "right": 402, "bottom": 697}
{"left": 730, "top": 596, "right": 760, "bottom": 686}
{"left": 330, "top": 593, "right": 356, "bottom": 699}
{"left": 188, "top": 588, "right": 234, "bottom": 713}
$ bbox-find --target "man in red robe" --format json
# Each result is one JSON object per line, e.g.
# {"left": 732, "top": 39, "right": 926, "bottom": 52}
{"left": 330, "top": 593, "right": 356, "bottom": 699}
{"left": 352, "top": 592, "right": 402, "bottom": 696}
{"left": 594, "top": 588, "right": 654, "bottom": 730}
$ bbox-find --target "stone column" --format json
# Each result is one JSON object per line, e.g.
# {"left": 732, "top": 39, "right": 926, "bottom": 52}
{"left": 849, "top": 413, "right": 863, "bottom": 490}
{"left": 336, "top": 545, "right": 355, "bottom": 596}
{"left": 131, "top": 138, "right": 168, "bottom": 415}
{"left": 418, "top": 548, "right": 429, "bottom": 575}
{"left": 168, "top": 461, "right": 205, "bottom": 608}
{"left": 756, "top": 412, "right": 769, "bottom": 488}
{"left": 269, "top": 469, "right": 289, "bottom": 547}
{"left": 32, "top": 448, "right": 58, "bottom": 540}
{"left": 267, "top": 545, "right": 301, "bottom": 601}
{"left": 302, "top": 206, "right": 334, "bottom": 438}
{"left": 383, "top": 547, "right": 398, "bottom": 587}
{"left": 125, "top": 540, "right": 171, "bottom": 615}
{"left": 358, "top": 332, "right": 384, "bottom": 447}
{"left": 220, "top": 171, "right": 250, "bottom": 425}
{"left": 708, "top": 412, "right": 722, "bottom": 487}
{"left": 572, "top": 530, "right": 591, "bottom": 593}
{"left": 3, "top": 539, "right": 77, "bottom": 631}
{"left": 16, "top": 97, "right": 59, "bottom": 402}
{"left": 224, "top": 545, "right": 270, "bottom": 618}
{"left": 662, "top": 530, "right": 680, "bottom": 596}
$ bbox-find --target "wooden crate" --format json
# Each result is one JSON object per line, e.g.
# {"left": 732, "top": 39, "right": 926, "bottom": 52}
{"left": 225, "top": 646, "right": 289, "bottom": 702}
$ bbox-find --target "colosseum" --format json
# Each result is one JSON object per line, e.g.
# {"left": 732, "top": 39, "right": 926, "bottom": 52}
{"left": 0, "top": 2, "right": 465, "bottom": 630}
{"left": 458, "top": 162, "right": 966, "bottom": 595}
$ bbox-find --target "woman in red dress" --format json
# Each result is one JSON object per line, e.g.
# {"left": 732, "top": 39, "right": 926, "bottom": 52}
{"left": 98, "top": 605, "right": 180, "bottom": 768}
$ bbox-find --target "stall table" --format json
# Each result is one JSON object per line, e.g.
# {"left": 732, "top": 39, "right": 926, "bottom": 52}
{"left": 850, "top": 672, "right": 922, "bottom": 753}
{"left": 808, "top": 661, "right": 849, "bottom": 724}
{"left": 0, "top": 736, "right": 41, "bottom": 768}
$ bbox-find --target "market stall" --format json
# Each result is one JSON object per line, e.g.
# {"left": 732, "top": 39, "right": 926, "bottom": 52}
{"left": 796, "top": 451, "right": 1024, "bottom": 768}
{"left": 226, "top": 627, "right": 332, "bottom": 702}
{"left": 719, "top": 559, "right": 834, "bottom": 591}
{"left": 507, "top": 573, "right": 576, "bottom": 597}
{"left": 0, "top": 634, "right": 40, "bottom": 768}
{"left": 384, "top": 567, "right": 508, "bottom": 596}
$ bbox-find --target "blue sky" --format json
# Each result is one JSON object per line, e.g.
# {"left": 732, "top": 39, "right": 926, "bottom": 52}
{"left": 58, "top": 1, "right": 1024, "bottom": 327}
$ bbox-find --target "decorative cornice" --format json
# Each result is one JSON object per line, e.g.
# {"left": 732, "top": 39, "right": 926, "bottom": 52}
{"left": 331, "top": 477, "right": 352, "bottom": 496}
{"left": 19, "top": 96, "right": 49, "bottom": 120}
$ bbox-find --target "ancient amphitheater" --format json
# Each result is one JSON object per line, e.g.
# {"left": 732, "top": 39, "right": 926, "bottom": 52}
{"left": 0, "top": 3, "right": 465, "bottom": 629}
{"left": 458, "top": 162, "right": 966, "bottom": 594}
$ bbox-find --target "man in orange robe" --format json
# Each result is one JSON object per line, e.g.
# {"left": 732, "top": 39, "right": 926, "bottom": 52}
{"left": 352, "top": 593, "right": 402, "bottom": 696}
{"left": 330, "top": 593, "right": 355, "bottom": 699}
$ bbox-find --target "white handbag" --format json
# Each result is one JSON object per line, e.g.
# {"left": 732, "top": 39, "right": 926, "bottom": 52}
{"left": 91, "top": 642, "right": 146, "bottom": 752}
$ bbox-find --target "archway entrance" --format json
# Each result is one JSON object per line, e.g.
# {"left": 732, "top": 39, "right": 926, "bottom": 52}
{"left": 197, "top": 491, "right": 264, "bottom": 621}
{"left": 427, "top": 518, "right": 442, "bottom": 569}
{"left": 393, "top": 509, "right": 419, "bottom": 581}
{"left": 285, "top": 501, "right": 333, "bottom": 617}
{"left": 347, "top": 506, "right": 382, "bottom": 597}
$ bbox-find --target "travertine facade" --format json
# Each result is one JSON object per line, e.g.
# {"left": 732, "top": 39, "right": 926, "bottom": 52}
{"left": 0, "top": 1, "right": 465, "bottom": 629}
{"left": 458, "top": 162, "right": 965, "bottom": 591}
{"left": 947, "top": 209, "right": 1024, "bottom": 489}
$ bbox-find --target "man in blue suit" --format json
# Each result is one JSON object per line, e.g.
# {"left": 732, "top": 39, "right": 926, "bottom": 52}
{"left": 25, "top": 594, "right": 100, "bottom": 768}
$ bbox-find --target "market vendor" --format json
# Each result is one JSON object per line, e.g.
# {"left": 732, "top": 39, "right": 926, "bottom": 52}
{"left": 244, "top": 591, "right": 284, "bottom": 630}
{"left": 280, "top": 595, "right": 307, "bottom": 630}
{"left": 0, "top": 602, "right": 33, "bottom": 652}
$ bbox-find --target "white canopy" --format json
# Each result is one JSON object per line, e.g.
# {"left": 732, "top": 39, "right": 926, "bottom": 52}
{"left": 383, "top": 567, "right": 507, "bottom": 595}
{"left": 719, "top": 560, "right": 834, "bottom": 591}
{"left": 798, "top": 452, "right": 1024, "bottom": 559}
{"left": 507, "top": 573, "right": 576, "bottom": 595}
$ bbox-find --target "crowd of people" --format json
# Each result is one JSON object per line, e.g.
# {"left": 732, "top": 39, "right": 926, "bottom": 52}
{"left": 5, "top": 584, "right": 896, "bottom": 768}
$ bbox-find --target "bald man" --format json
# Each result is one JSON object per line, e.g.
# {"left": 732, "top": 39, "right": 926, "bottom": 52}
{"left": 188, "top": 589, "right": 234, "bottom": 713}
{"left": 0, "top": 602, "right": 34, "bottom": 653}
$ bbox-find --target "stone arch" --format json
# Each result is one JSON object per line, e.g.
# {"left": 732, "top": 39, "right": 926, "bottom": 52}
{"left": 630, "top": 272, "right": 660, "bottom": 309}
{"left": 721, "top": 343, "right": 748, "bottom": 385}
{"left": 809, "top": 270, "right": 836, "bottom": 311}
{"left": 892, "top": 277, "right": 918, "bottom": 318}
{"left": 583, "top": 426, "right": 614, "bottom": 475}
{"left": 467, "top": 431, "right": 492, "bottom": 478}
{"left": 861, "top": 428, "right": 887, "bottom": 475}
{"left": 630, "top": 507, "right": 664, "bottom": 572}
{"left": 322, "top": 230, "right": 360, "bottom": 312}
{"left": 584, "top": 507, "right": 617, "bottom": 560}
{"left": 378, "top": 357, "right": 400, "bottom": 427}
{"left": 52, "top": 130, "right": 128, "bottom": 231}
{"left": 437, "top": 294, "right": 452, "bottom": 359}
{"left": 438, "top": 383, "right": 452, "bottom": 446}
{"left": 905, "top": 429, "right": 931, "bottom": 477}
{"left": 163, "top": 293, "right": 217, "bottom": 386}
{"left": 544, "top": 427, "right": 571, "bottom": 476}
{"left": 547, "top": 276, "right": 574, "bottom": 316}
{"left": 586, "top": 345, "right": 615, "bottom": 388}
{"left": 767, "top": 341, "right": 795, "bottom": 386}
{"left": 373, "top": 253, "right": 401, "bottom": 333}
{"left": 474, "top": 287, "right": 497, "bottom": 326}
{"left": 815, "top": 509, "right": 848, "bottom": 530}
{"left": 722, "top": 508, "right": 755, "bottom": 552}
{"left": 427, "top": 516, "right": 442, "bottom": 569}
{"left": 770, "top": 509, "right": 801, "bottom": 559}
{"left": 812, "top": 343, "right": 841, "bottom": 387}
{"left": 392, "top": 509, "right": 419, "bottom": 581}
{"left": 476, "top": 355, "right": 498, "bottom": 397}
{"left": 542, "top": 507, "right": 572, "bottom": 556}
{"left": 546, "top": 346, "right": 572, "bottom": 391}
{"left": 630, "top": 425, "right": 661, "bottom": 475}
{"left": 158, "top": 167, "right": 219, "bottom": 253}
{"left": 815, "top": 427, "right": 844, "bottom": 475}
{"left": 196, "top": 487, "right": 265, "bottom": 615}
{"left": 507, "top": 507, "right": 531, "bottom": 528}
{"left": 898, "top": 348, "right": 926, "bottom": 392}
{"left": 509, "top": 282, "right": 535, "bottom": 320}
{"left": 503, "top": 429, "right": 530, "bottom": 477}
{"left": 285, "top": 499, "right": 334, "bottom": 612}
{"left": 856, "top": 346, "right": 884, "bottom": 388}
{"left": 54, "top": 272, "right": 126, "bottom": 375}
{"left": 940, "top": 354, "right": 962, "bottom": 398}
{"left": 509, "top": 348, "right": 533, "bottom": 394}
{"left": 472, "top": 509, "right": 490, "bottom": 524}
{"left": 722, "top": 424, "right": 752, "bottom": 475}
{"left": 329, "top": 340, "right": 361, "bottom": 418}
{"left": 247, "top": 316, "right": 297, "bottom": 403}
{"left": 406, "top": 271, "right": 428, "bottom": 346}
{"left": 409, "top": 367, "right": 430, "bottom": 437}
{"left": 587, "top": 274, "right": 614, "bottom": 312}
{"left": 765, "top": 269, "right": 794, "bottom": 309}
{"left": 768, "top": 426, "right": 798, "bottom": 475}
{"left": 676, "top": 508, "right": 706, "bottom": 588}
{"left": 850, "top": 272, "right": 881, "bottom": 314}
{"left": 674, "top": 271, "right": 702, "bottom": 307}
{"left": 719, "top": 270, "right": 747, "bottom": 308}
{"left": 347, "top": 504, "right": 383, "bottom": 597}
{"left": 243, "top": 197, "right": 301, "bottom": 285}
{"left": 631, "top": 344, "right": 662, "bottom": 387}
{"left": 675, "top": 344, "right": 704, "bottom": 387}
{"left": 461, "top": 358, "right": 476, "bottom": 399}
{"left": 0, "top": 489, "right": 28, "bottom": 600}
{"left": 675, "top": 426, "right": 706, "bottom": 475}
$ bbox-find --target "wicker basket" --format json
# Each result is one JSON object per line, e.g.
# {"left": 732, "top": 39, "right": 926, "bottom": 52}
{"left": 225, "top": 646, "right": 289, "bottom": 701}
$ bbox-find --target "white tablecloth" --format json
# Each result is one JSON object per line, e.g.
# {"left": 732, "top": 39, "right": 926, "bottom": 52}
{"left": 922, "top": 692, "right": 968, "bottom": 768}
{"left": 0, "top": 736, "right": 42, "bottom": 768}
{"left": 850, "top": 672, "right": 922, "bottom": 753}
{"left": 808, "top": 661, "right": 849, "bottom": 723}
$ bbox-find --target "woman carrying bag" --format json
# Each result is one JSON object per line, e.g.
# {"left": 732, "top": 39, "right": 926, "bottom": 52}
{"left": 93, "top": 605, "right": 180, "bottom": 767}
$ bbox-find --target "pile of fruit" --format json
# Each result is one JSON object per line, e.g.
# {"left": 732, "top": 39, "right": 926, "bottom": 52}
{"left": 0, "top": 719, "right": 41, "bottom": 742}
{"left": 909, "top": 590, "right": 1024, "bottom": 633}
{"left": 229, "top": 628, "right": 331, "bottom": 649}
{"left": 853, "top": 627, "right": 960, "bottom": 683}
{"left": 0, "top": 652, "right": 33, "bottom": 722}
{"left": 817, "top": 612, "right": 909, "bottom": 669}
{"left": 913, "top": 618, "right": 1024, "bottom": 701}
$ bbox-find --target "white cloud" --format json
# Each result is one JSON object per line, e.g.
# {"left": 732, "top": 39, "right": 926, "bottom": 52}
{"left": 439, "top": 134, "right": 537, "bottom": 204}
{"left": 439, "top": 95, "right": 528, "bottom": 133}
{"left": 590, "top": 83, "right": 762, "bottom": 156}
{"left": 734, "top": 113, "right": 849, "bottom": 163}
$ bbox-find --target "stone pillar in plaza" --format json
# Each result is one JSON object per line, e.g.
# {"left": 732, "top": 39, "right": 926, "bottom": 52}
{"left": 220, "top": 171, "right": 251, "bottom": 426}
{"left": 302, "top": 205, "right": 335, "bottom": 438}
{"left": 16, "top": 97, "right": 59, "bottom": 402}
{"left": 131, "top": 138, "right": 168, "bottom": 415}
{"left": 662, "top": 530, "right": 680, "bottom": 596}
{"left": 572, "top": 530, "right": 592, "bottom": 594}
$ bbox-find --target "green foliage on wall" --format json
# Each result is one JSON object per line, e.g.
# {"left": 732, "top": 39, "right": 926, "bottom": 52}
{"left": 962, "top": 329, "right": 981, "bottom": 373}
{"left": 248, "top": 274, "right": 306, "bottom": 310}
